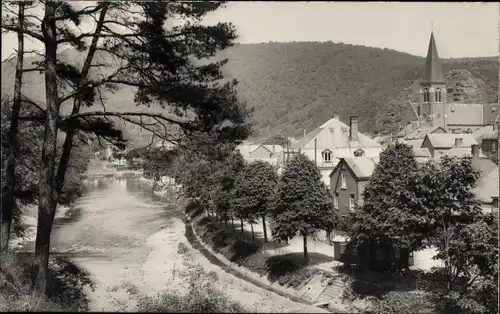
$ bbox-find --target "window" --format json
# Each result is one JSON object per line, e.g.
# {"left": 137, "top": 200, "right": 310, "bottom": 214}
{"left": 341, "top": 171, "right": 347, "bottom": 189}
{"left": 435, "top": 87, "right": 442, "bottom": 103}
{"left": 349, "top": 194, "right": 356, "bottom": 211}
{"left": 354, "top": 149, "right": 364, "bottom": 157}
{"left": 333, "top": 193, "right": 339, "bottom": 209}
{"left": 339, "top": 243, "right": 347, "bottom": 255}
{"left": 423, "top": 87, "right": 429, "bottom": 103}
{"left": 322, "top": 149, "right": 332, "bottom": 162}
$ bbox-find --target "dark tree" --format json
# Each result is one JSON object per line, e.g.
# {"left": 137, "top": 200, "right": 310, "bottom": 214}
{"left": 270, "top": 153, "right": 336, "bottom": 264}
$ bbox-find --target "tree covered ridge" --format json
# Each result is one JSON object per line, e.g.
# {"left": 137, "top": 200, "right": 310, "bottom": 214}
{"left": 218, "top": 42, "right": 497, "bottom": 139}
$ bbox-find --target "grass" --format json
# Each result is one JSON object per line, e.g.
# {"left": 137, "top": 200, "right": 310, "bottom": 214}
{"left": 185, "top": 202, "right": 319, "bottom": 290}
{"left": 0, "top": 251, "right": 95, "bottom": 312}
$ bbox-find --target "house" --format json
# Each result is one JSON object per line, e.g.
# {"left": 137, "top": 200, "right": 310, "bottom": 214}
{"left": 287, "top": 115, "right": 383, "bottom": 187}
{"left": 248, "top": 144, "right": 284, "bottom": 160}
{"left": 396, "top": 32, "right": 496, "bottom": 140}
{"left": 420, "top": 133, "right": 478, "bottom": 158}
{"left": 473, "top": 122, "right": 498, "bottom": 163}
{"left": 329, "top": 157, "right": 379, "bottom": 216}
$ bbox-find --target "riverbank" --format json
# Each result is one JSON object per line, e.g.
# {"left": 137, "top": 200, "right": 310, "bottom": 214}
{"left": 9, "top": 203, "right": 72, "bottom": 250}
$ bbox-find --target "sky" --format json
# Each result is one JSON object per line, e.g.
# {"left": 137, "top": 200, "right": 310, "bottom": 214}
{"left": 2, "top": 2, "right": 499, "bottom": 61}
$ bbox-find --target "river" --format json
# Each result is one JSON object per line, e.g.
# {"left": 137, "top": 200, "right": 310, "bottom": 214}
{"left": 22, "top": 177, "right": 329, "bottom": 312}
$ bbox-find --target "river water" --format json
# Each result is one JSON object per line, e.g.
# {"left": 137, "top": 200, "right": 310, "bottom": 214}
{"left": 23, "top": 177, "right": 179, "bottom": 310}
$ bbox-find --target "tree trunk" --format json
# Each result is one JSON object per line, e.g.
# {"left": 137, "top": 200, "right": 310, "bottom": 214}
{"left": 303, "top": 233, "right": 309, "bottom": 265}
{"left": 224, "top": 214, "right": 228, "bottom": 227}
{"left": 240, "top": 218, "right": 244, "bottom": 233}
{"left": 261, "top": 215, "right": 268, "bottom": 243}
{"left": 33, "top": 2, "right": 59, "bottom": 296}
{"left": 0, "top": 2, "right": 25, "bottom": 252}
{"left": 52, "top": 5, "right": 109, "bottom": 217}
{"left": 250, "top": 223, "right": 255, "bottom": 242}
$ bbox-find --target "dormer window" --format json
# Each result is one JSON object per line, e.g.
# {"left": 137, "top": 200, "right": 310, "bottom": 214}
{"left": 322, "top": 149, "right": 332, "bottom": 163}
{"left": 354, "top": 149, "right": 365, "bottom": 157}
{"left": 423, "top": 88, "right": 430, "bottom": 103}
{"left": 435, "top": 87, "right": 442, "bottom": 103}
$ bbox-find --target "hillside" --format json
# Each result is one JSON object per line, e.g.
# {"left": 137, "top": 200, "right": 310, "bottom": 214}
{"left": 2, "top": 42, "right": 497, "bottom": 144}
{"left": 218, "top": 42, "right": 497, "bottom": 139}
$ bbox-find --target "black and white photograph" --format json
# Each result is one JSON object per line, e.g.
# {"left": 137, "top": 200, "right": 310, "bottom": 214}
{"left": 0, "top": 1, "right": 499, "bottom": 313}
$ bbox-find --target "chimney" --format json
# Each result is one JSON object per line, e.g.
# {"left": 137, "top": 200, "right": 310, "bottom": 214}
{"left": 454, "top": 137, "right": 463, "bottom": 147}
{"left": 349, "top": 116, "right": 359, "bottom": 142}
{"left": 303, "top": 129, "right": 307, "bottom": 137}
{"left": 471, "top": 144, "right": 480, "bottom": 158}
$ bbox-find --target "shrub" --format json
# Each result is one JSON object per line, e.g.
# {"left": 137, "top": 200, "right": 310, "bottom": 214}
{"left": 366, "top": 291, "right": 435, "bottom": 314}
{"left": 177, "top": 242, "right": 189, "bottom": 255}
{"left": 0, "top": 252, "right": 95, "bottom": 312}
{"left": 112, "top": 264, "right": 246, "bottom": 313}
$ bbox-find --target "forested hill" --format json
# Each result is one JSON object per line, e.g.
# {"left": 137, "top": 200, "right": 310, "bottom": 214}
{"left": 2, "top": 41, "right": 497, "bottom": 144}
{"left": 218, "top": 42, "right": 498, "bottom": 139}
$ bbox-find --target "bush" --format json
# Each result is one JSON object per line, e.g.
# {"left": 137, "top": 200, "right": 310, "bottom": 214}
{"left": 177, "top": 242, "right": 189, "bottom": 255}
{"left": 0, "top": 252, "right": 95, "bottom": 312}
{"left": 365, "top": 291, "right": 435, "bottom": 314}
{"left": 112, "top": 264, "right": 246, "bottom": 313}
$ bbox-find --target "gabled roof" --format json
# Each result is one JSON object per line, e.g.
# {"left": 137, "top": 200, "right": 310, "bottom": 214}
{"left": 471, "top": 157, "right": 499, "bottom": 203}
{"left": 262, "top": 144, "right": 284, "bottom": 153}
{"left": 473, "top": 125, "right": 498, "bottom": 141}
{"left": 423, "top": 32, "right": 444, "bottom": 84}
{"left": 433, "top": 147, "right": 486, "bottom": 159}
{"left": 401, "top": 120, "right": 445, "bottom": 140}
{"left": 330, "top": 157, "right": 380, "bottom": 180}
{"left": 413, "top": 147, "right": 431, "bottom": 158}
{"left": 423, "top": 133, "right": 477, "bottom": 149}
{"left": 291, "top": 117, "right": 381, "bottom": 150}
{"left": 250, "top": 144, "right": 273, "bottom": 154}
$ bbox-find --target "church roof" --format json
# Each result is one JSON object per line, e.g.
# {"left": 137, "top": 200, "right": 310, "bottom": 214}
{"left": 423, "top": 32, "right": 444, "bottom": 84}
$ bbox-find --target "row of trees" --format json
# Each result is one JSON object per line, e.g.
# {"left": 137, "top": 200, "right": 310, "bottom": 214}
{"left": 146, "top": 138, "right": 336, "bottom": 265}
{"left": 1, "top": 0, "right": 250, "bottom": 298}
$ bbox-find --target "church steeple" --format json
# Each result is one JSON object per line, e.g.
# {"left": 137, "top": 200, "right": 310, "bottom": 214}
{"left": 419, "top": 32, "right": 447, "bottom": 129}
{"left": 423, "top": 32, "right": 444, "bottom": 83}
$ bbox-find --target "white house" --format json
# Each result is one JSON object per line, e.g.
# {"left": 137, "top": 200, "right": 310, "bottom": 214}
{"left": 287, "top": 115, "right": 383, "bottom": 186}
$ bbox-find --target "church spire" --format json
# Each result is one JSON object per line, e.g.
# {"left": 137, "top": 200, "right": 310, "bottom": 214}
{"left": 423, "top": 32, "right": 444, "bottom": 83}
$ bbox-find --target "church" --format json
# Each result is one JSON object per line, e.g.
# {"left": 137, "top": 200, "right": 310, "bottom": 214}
{"left": 396, "top": 32, "right": 498, "bottom": 142}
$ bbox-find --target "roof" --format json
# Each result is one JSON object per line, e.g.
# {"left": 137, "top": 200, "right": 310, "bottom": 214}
{"left": 471, "top": 157, "right": 499, "bottom": 203}
{"left": 423, "top": 133, "right": 477, "bottom": 149}
{"left": 402, "top": 120, "right": 445, "bottom": 140}
{"left": 423, "top": 32, "right": 444, "bottom": 83}
{"left": 432, "top": 147, "right": 486, "bottom": 159}
{"left": 291, "top": 116, "right": 381, "bottom": 150}
{"left": 262, "top": 144, "right": 284, "bottom": 153}
{"left": 413, "top": 147, "right": 431, "bottom": 158}
{"left": 446, "top": 103, "right": 485, "bottom": 126}
{"left": 473, "top": 125, "right": 498, "bottom": 141}
{"left": 330, "top": 157, "right": 380, "bottom": 180}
